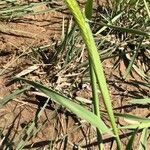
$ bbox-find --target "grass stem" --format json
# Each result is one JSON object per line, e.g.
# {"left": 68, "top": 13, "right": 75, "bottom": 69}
{"left": 85, "top": 1, "right": 103, "bottom": 149}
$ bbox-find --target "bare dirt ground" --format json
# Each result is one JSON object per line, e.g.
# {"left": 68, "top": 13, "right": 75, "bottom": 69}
{"left": 0, "top": 1, "right": 149, "bottom": 149}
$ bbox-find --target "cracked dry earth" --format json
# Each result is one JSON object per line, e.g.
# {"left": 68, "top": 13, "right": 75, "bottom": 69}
{"left": 0, "top": 1, "right": 150, "bottom": 150}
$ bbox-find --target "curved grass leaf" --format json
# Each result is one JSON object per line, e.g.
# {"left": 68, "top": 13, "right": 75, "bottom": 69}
{"left": 17, "top": 77, "right": 113, "bottom": 136}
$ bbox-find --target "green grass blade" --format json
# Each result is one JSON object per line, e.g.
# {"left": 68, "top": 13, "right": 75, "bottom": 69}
{"left": 17, "top": 77, "right": 113, "bottom": 135}
{"left": 16, "top": 98, "right": 50, "bottom": 150}
{"left": 85, "top": 1, "right": 103, "bottom": 149}
{"left": 95, "top": 12, "right": 123, "bottom": 35}
{"left": 64, "top": 0, "right": 121, "bottom": 149}
{"left": 143, "top": 0, "right": 150, "bottom": 19}
{"left": 113, "top": 0, "right": 123, "bottom": 11}
{"left": 120, "top": 122, "right": 150, "bottom": 130}
{"left": 116, "top": 113, "right": 150, "bottom": 129}
{"left": 16, "top": 122, "right": 36, "bottom": 150}
{"left": 139, "top": 128, "right": 148, "bottom": 150}
{"left": 132, "top": 65, "right": 149, "bottom": 79}
{"left": 89, "top": 59, "right": 101, "bottom": 118}
{"left": 130, "top": 80, "right": 150, "bottom": 88}
{"left": 115, "top": 113, "right": 150, "bottom": 123}
{"left": 89, "top": 56, "right": 103, "bottom": 150}
{"left": 128, "top": 98, "right": 150, "bottom": 105}
{"left": 96, "top": 23, "right": 150, "bottom": 38}
{"left": 85, "top": 0, "right": 93, "bottom": 20}
{"left": 125, "top": 128, "right": 139, "bottom": 150}
{"left": 123, "top": 37, "right": 144, "bottom": 79}
{"left": 0, "top": 86, "right": 30, "bottom": 108}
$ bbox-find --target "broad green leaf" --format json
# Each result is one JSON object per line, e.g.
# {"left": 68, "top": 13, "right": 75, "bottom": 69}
{"left": 17, "top": 77, "right": 113, "bottom": 136}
